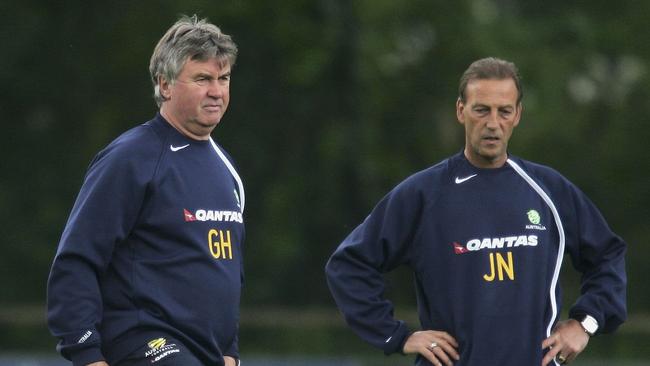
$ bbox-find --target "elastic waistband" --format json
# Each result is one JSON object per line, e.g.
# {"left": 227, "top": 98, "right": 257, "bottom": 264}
{"left": 104, "top": 328, "right": 175, "bottom": 364}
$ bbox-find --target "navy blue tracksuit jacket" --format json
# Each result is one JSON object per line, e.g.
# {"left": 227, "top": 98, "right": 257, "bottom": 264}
{"left": 326, "top": 152, "right": 626, "bottom": 365}
{"left": 47, "top": 114, "right": 245, "bottom": 366}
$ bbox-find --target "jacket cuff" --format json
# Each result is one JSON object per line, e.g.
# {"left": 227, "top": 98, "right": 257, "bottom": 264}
{"left": 569, "top": 308, "right": 602, "bottom": 330}
{"left": 70, "top": 346, "right": 104, "bottom": 366}
{"left": 383, "top": 321, "right": 410, "bottom": 355}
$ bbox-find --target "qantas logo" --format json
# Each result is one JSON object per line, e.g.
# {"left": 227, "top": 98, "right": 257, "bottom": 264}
{"left": 453, "top": 235, "right": 538, "bottom": 254}
{"left": 183, "top": 208, "right": 243, "bottom": 223}
{"left": 453, "top": 242, "right": 469, "bottom": 254}
{"left": 184, "top": 209, "right": 196, "bottom": 221}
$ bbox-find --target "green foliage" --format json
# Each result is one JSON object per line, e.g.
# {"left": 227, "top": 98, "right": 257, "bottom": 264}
{"left": 1, "top": 0, "right": 648, "bottom": 351}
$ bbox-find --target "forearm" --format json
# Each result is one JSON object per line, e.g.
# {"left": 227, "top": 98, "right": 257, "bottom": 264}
{"left": 325, "top": 252, "right": 410, "bottom": 354}
{"left": 47, "top": 254, "right": 105, "bottom": 364}
{"left": 570, "top": 235, "right": 627, "bottom": 333}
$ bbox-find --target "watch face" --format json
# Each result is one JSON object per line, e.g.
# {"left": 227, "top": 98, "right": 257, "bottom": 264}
{"left": 582, "top": 316, "right": 599, "bottom": 334}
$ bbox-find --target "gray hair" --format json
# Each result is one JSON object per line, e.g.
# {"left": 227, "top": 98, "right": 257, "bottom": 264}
{"left": 458, "top": 57, "right": 523, "bottom": 105}
{"left": 149, "top": 15, "right": 238, "bottom": 107}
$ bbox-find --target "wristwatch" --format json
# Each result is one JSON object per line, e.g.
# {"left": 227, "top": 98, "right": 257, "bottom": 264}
{"left": 579, "top": 314, "right": 599, "bottom": 336}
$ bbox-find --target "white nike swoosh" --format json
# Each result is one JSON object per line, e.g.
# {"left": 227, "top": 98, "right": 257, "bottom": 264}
{"left": 455, "top": 174, "right": 478, "bottom": 184}
{"left": 170, "top": 144, "right": 190, "bottom": 152}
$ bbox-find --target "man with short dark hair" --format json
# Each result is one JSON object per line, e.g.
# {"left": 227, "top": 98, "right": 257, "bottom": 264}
{"left": 325, "top": 57, "right": 627, "bottom": 366}
{"left": 47, "top": 15, "right": 244, "bottom": 366}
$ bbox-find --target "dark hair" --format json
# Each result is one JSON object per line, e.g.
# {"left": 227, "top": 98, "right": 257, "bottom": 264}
{"left": 458, "top": 57, "right": 523, "bottom": 104}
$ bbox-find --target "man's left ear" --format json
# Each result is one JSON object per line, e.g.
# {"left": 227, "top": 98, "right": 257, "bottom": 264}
{"left": 513, "top": 103, "right": 523, "bottom": 127}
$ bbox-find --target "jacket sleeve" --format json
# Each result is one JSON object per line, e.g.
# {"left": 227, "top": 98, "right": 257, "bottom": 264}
{"left": 325, "top": 180, "right": 422, "bottom": 354}
{"left": 223, "top": 332, "right": 239, "bottom": 360}
{"left": 46, "top": 137, "right": 157, "bottom": 365}
{"left": 562, "top": 184, "right": 627, "bottom": 334}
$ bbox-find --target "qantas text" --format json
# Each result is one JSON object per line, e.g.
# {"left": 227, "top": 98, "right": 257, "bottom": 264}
{"left": 462, "top": 235, "right": 538, "bottom": 252}
{"left": 185, "top": 209, "right": 243, "bottom": 223}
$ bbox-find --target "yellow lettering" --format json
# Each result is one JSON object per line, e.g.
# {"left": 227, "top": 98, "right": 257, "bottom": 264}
{"left": 209, "top": 229, "right": 221, "bottom": 258}
{"left": 483, "top": 253, "right": 496, "bottom": 281}
{"left": 208, "top": 229, "right": 233, "bottom": 260}
{"left": 221, "top": 230, "right": 233, "bottom": 259}
{"left": 483, "top": 252, "right": 515, "bottom": 281}
{"left": 496, "top": 251, "right": 515, "bottom": 281}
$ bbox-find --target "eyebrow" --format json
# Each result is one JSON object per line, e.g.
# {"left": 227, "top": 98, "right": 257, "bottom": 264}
{"left": 472, "top": 103, "right": 515, "bottom": 109}
{"left": 192, "top": 72, "right": 214, "bottom": 79}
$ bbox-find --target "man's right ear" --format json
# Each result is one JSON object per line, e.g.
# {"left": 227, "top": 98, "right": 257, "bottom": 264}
{"left": 456, "top": 98, "right": 465, "bottom": 124}
{"left": 158, "top": 76, "right": 171, "bottom": 100}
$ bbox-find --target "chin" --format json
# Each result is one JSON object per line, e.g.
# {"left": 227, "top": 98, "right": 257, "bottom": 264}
{"left": 199, "top": 118, "right": 221, "bottom": 127}
{"left": 479, "top": 146, "right": 504, "bottom": 157}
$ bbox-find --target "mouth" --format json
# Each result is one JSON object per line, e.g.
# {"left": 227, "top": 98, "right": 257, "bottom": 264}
{"left": 203, "top": 105, "right": 222, "bottom": 113}
{"left": 482, "top": 136, "right": 500, "bottom": 142}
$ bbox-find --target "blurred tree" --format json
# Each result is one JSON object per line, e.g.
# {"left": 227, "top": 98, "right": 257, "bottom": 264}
{"left": 0, "top": 0, "right": 647, "bottom": 334}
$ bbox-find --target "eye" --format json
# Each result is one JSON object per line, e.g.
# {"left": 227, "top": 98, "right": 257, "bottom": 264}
{"left": 195, "top": 76, "right": 212, "bottom": 85}
{"left": 474, "top": 107, "right": 489, "bottom": 115}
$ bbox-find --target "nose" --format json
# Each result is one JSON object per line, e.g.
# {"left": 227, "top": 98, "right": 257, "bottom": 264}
{"left": 485, "top": 110, "right": 499, "bottom": 129}
{"left": 207, "top": 80, "right": 226, "bottom": 98}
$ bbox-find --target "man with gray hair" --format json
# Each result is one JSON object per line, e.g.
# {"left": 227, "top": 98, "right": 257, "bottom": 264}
{"left": 47, "top": 15, "right": 244, "bottom": 366}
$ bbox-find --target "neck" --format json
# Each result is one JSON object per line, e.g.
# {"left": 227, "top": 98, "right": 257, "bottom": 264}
{"left": 463, "top": 149, "right": 507, "bottom": 169}
{"left": 160, "top": 109, "right": 211, "bottom": 141}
